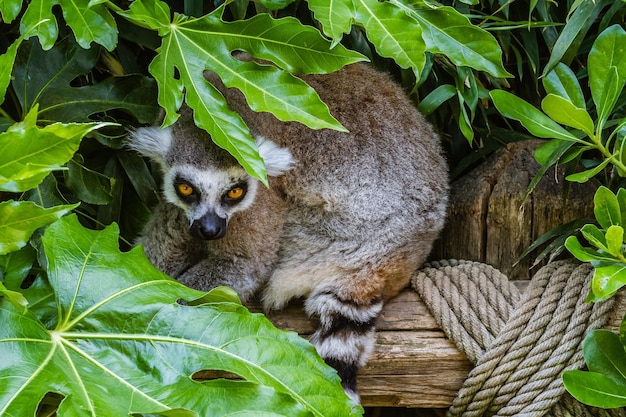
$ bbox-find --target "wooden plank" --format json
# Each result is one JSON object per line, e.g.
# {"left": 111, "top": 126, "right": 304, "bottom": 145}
{"left": 250, "top": 283, "right": 626, "bottom": 409}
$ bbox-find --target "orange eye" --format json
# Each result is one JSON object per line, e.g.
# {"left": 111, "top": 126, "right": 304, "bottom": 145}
{"left": 227, "top": 187, "right": 244, "bottom": 200}
{"left": 177, "top": 183, "right": 194, "bottom": 196}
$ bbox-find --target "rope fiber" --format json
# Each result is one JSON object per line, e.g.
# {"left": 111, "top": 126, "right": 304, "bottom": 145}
{"left": 411, "top": 259, "right": 625, "bottom": 417}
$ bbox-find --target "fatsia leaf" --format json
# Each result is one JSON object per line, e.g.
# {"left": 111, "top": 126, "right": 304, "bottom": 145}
{"left": 0, "top": 0, "right": 22, "bottom": 22}
{"left": 20, "top": 0, "right": 117, "bottom": 50}
{"left": 0, "top": 36, "right": 22, "bottom": 106}
{"left": 0, "top": 200, "right": 77, "bottom": 255}
{"left": 0, "top": 215, "right": 361, "bottom": 416}
{"left": 123, "top": 0, "right": 363, "bottom": 185}
{"left": 0, "top": 111, "right": 106, "bottom": 192}
{"left": 12, "top": 37, "right": 159, "bottom": 124}
{"left": 398, "top": 5, "right": 511, "bottom": 78}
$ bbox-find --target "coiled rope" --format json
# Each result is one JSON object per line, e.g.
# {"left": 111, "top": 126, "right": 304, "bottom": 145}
{"left": 411, "top": 259, "right": 625, "bottom": 417}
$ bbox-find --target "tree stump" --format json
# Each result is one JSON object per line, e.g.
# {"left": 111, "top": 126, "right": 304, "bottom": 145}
{"left": 433, "top": 140, "right": 596, "bottom": 281}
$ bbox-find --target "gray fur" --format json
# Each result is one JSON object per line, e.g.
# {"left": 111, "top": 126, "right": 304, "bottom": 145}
{"left": 129, "top": 62, "right": 448, "bottom": 401}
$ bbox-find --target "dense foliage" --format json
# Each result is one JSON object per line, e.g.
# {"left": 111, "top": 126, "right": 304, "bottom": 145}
{"left": 1, "top": 0, "right": 626, "bottom": 414}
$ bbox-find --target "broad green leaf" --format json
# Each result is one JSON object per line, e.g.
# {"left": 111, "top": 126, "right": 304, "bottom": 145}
{"left": 306, "top": 0, "right": 355, "bottom": 42}
{"left": 583, "top": 330, "right": 626, "bottom": 385}
{"left": 542, "top": 63, "right": 586, "bottom": 109}
{"left": 591, "top": 264, "right": 626, "bottom": 301}
{"left": 563, "top": 370, "right": 626, "bottom": 408}
{"left": 565, "top": 158, "right": 612, "bottom": 183}
{"left": 0, "top": 0, "right": 22, "bottom": 22}
{"left": 565, "top": 236, "right": 615, "bottom": 264}
{"left": 0, "top": 282, "right": 28, "bottom": 311}
{"left": 13, "top": 37, "right": 159, "bottom": 123}
{"left": 0, "top": 215, "right": 361, "bottom": 416}
{"left": 402, "top": 5, "right": 511, "bottom": 78}
{"left": 0, "top": 201, "right": 77, "bottom": 255}
{"left": 490, "top": 90, "right": 581, "bottom": 142}
{"left": 0, "top": 245, "right": 36, "bottom": 288}
{"left": 617, "top": 189, "right": 626, "bottom": 231}
{"left": 0, "top": 113, "right": 106, "bottom": 192}
{"left": 0, "top": 36, "right": 22, "bottom": 106}
{"left": 594, "top": 186, "right": 621, "bottom": 229}
{"left": 588, "top": 25, "right": 626, "bottom": 120}
{"left": 63, "top": 158, "right": 113, "bottom": 205}
{"left": 138, "top": 5, "right": 363, "bottom": 185}
{"left": 20, "top": 0, "right": 118, "bottom": 50}
{"left": 580, "top": 224, "right": 609, "bottom": 252}
{"left": 605, "top": 226, "right": 624, "bottom": 256}
{"left": 541, "top": 94, "right": 594, "bottom": 136}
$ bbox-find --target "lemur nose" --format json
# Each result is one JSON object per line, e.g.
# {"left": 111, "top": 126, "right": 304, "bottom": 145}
{"left": 190, "top": 212, "right": 227, "bottom": 240}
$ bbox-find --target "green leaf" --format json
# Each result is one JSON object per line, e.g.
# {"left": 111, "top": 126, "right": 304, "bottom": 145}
{"left": 489, "top": 90, "right": 581, "bottom": 142}
{"left": 541, "top": 94, "right": 594, "bottom": 136}
{"left": 0, "top": 282, "right": 28, "bottom": 311}
{"left": 542, "top": 0, "right": 610, "bottom": 76}
{"left": 565, "top": 158, "right": 612, "bottom": 183}
{"left": 13, "top": 37, "right": 159, "bottom": 124}
{"left": 542, "top": 63, "right": 586, "bottom": 109}
{"left": 583, "top": 330, "right": 626, "bottom": 384}
{"left": 0, "top": 215, "right": 361, "bottom": 416}
{"left": 591, "top": 264, "right": 626, "bottom": 301}
{"left": 21, "top": 0, "right": 118, "bottom": 50}
{"left": 0, "top": 114, "right": 106, "bottom": 192}
{"left": 63, "top": 158, "right": 114, "bottom": 205}
{"left": 563, "top": 370, "right": 626, "bottom": 408}
{"left": 418, "top": 84, "right": 456, "bottom": 115}
{"left": 580, "top": 224, "right": 609, "bottom": 252}
{"left": 588, "top": 25, "right": 626, "bottom": 121}
{"left": 0, "top": 36, "right": 22, "bottom": 106}
{"left": 594, "top": 186, "right": 621, "bottom": 229}
{"left": 0, "top": 201, "right": 77, "bottom": 255}
{"left": 605, "top": 226, "right": 624, "bottom": 256}
{"left": 565, "top": 236, "right": 615, "bottom": 264}
{"left": 402, "top": 5, "right": 511, "bottom": 78}
{"left": 0, "top": 0, "right": 22, "bottom": 23}
{"left": 141, "top": 6, "right": 363, "bottom": 185}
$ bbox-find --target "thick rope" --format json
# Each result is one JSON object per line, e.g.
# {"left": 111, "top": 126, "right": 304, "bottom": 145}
{"left": 411, "top": 259, "right": 624, "bottom": 417}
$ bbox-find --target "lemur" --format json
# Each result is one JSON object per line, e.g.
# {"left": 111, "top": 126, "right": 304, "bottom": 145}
{"left": 128, "top": 60, "right": 449, "bottom": 403}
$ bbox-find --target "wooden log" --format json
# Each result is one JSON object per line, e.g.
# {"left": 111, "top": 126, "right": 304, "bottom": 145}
{"left": 433, "top": 140, "right": 596, "bottom": 281}
{"left": 250, "top": 285, "right": 626, "bottom": 409}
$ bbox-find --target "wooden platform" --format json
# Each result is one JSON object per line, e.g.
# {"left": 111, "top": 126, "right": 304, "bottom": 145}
{"left": 253, "top": 285, "right": 626, "bottom": 408}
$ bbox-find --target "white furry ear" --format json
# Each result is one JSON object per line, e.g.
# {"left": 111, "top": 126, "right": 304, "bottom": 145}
{"left": 256, "top": 136, "right": 295, "bottom": 177}
{"left": 127, "top": 127, "right": 173, "bottom": 164}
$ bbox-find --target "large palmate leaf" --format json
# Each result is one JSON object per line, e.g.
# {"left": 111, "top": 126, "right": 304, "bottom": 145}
{"left": 0, "top": 201, "right": 77, "bottom": 255}
{"left": 12, "top": 37, "right": 159, "bottom": 124}
{"left": 120, "top": 0, "right": 364, "bottom": 185}
{"left": 19, "top": 0, "right": 117, "bottom": 50}
{"left": 308, "top": 0, "right": 510, "bottom": 78}
{"left": 0, "top": 215, "right": 361, "bottom": 417}
{"left": 0, "top": 108, "right": 106, "bottom": 192}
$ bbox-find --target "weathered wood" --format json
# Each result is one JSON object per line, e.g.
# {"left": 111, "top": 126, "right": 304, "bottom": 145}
{"left": 250, "top": 284, "right": 626, "bottom": 409}
{"left": 433, "top": 140, "right": 596, "bottom": 280}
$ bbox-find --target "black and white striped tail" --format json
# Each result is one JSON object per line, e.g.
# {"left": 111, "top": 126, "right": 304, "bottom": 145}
{"left": 305, "top": 290, "right": 384, "bottom": 403}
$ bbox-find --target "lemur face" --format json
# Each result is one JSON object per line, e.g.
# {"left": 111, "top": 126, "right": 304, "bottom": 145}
{"left": 128, "top": 111, "right": 295, "bottom": 241}
{"left": 162, "top": 164, "right": 259, "bottom": 240}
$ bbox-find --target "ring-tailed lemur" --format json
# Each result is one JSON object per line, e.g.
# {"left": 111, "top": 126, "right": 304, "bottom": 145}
{"left": 128, "top": 61, "right": 448, "bottom": 403}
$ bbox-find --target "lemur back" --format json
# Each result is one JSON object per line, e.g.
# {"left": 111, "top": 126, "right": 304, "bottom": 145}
{"left": 129, "top": 62, "right": 448, "bottom": 403}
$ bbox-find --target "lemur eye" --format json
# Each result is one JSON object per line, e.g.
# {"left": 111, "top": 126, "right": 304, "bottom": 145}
{"left": 227, "top": 187, "right": 245, "bottom": 200}
{"left": 177, "top": 183, "right": 194, "bottom": 197}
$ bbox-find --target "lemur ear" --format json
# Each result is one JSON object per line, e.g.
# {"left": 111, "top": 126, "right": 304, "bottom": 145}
{"left": 127, "top": 127, "right": 173, "bottom": 165}
{"left": 256, "top": 136, "right": 296, "bottom": 177}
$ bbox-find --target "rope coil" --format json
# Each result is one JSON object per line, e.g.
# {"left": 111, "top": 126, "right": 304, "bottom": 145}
{"left": 412, "top": 259, "right": 624, "bottom": 417}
